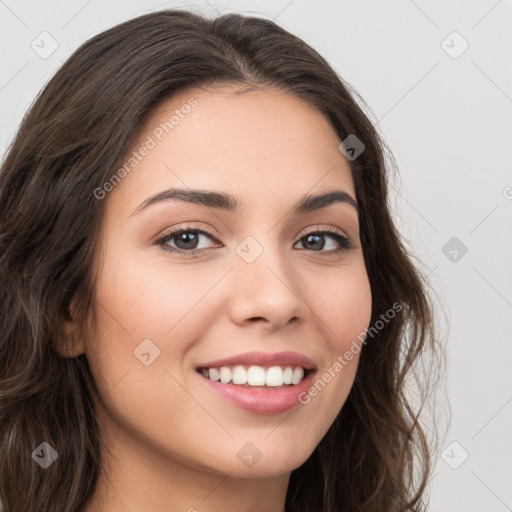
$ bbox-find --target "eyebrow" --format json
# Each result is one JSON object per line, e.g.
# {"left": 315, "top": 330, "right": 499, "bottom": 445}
{"left": 130, "top": 187, "right": 358, "bottom": 217}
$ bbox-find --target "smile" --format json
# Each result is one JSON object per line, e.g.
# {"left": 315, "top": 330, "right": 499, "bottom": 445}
{"left": 195, "top": 351, "right": 317, "bottom": 414}
{"left": 197, "top": 365, "right": 307, "bottom": 388}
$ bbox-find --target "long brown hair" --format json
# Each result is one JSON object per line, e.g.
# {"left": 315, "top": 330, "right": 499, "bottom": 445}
{"left": 0, "top": 9, "right": 444, "bottom": 511}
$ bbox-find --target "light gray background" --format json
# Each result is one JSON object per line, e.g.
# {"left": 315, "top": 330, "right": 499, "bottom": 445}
{"left": 1, "top": 1, "right": 511, "bottom": 510}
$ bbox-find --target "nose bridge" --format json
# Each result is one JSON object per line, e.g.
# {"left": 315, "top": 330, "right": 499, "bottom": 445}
{"left": 228, "top": 231, "right": 305, "bottom": 328}
{"left": 235, "top": 230, "right": 287, "bottom": 283}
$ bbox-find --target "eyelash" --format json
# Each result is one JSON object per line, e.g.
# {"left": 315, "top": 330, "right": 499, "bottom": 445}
{"left": 155, "top": 225, "right": 353, "bottom": 257}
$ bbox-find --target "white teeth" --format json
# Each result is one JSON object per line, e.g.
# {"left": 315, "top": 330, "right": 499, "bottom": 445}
{"left": 208, "top": 368, "right": 220, "bottom": 381}
{"left": 219, "top": 367, "right": 232, "bottom": 384}
{"left": 247, "top": 366, "right": 266, "bottom": 386}
{"left": 266, "top": 366, "right": 284, "bottom": 387}
{"left": 291, "top": 367, "right": 304, "bottom": 385}
{"left": 201, "top": 364, "right": 307, "bottom": 387}
{"left": 232, "top": 365, "right": 248, "bottom": 385}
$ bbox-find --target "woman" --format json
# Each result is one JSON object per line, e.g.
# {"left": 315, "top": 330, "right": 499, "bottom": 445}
{"left": 0, "top": 9, "right": 443, "bottom": 512}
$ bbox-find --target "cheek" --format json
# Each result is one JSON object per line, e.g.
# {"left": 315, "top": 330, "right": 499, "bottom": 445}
{"left": 84, "top": 259, "right": 208, "bottom": 465}
{"left": 337, "top": 279, "right": 372, "bottom": 348}
{"left": 93, "top": 246, "right": 217, "bottom": 338}
{"left": 85, "top": 251, "right": 222, "bottom": 404}
{"left": 302, "top": 263, "right": 372, "bottom": 416}
{"left": 320, "top": 262, "right": 373, "bottom": 353}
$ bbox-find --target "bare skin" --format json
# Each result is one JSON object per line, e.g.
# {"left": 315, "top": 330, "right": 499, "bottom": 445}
{"left": 66, "top": 85, "right": 372, "bottom": 512}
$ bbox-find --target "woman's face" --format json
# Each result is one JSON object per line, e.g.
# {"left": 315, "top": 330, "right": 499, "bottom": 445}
{"left": 76, "top": 85, "right": 372, "bottom": 478}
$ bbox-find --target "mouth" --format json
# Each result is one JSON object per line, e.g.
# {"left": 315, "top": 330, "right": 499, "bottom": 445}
{"left": 195, "top": 365, "right": 313, "bottom": 390}
{"left": 195, "top": 351, "right": 317, "bottom": 414}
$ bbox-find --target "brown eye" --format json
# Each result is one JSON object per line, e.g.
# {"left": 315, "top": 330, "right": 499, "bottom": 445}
{"left": 156, "top": 228, "right": 220, "bottom": 255}
{"left": 295, "top": 230, "right": 352, "bottom": 253}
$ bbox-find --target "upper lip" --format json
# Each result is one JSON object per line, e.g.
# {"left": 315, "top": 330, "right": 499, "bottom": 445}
{"left": 196, "top": 351, "right": 317, "bottom": 370}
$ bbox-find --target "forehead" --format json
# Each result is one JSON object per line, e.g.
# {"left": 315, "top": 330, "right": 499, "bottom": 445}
{"left": 108, "top": 85, "right": 355, "bottom": 215}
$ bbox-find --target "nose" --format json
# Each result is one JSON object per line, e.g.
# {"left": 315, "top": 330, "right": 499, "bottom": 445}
{"left": 227, "top": 241, "right": 307, "bottom": 331}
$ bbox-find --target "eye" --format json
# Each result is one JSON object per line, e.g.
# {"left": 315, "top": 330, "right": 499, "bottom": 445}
{"left": 156, "top": 226, "right": 220, "bottom": 256}
{"left": 294, "top": 227, "right": 353, "bottom": 254}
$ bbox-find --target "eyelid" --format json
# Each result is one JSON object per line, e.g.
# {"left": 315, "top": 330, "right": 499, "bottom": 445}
{"left": 154, "top": 222, "right": 218, "bottom": 242}
{"left": 296, "top": 224, "right": 349, "bottom": 239}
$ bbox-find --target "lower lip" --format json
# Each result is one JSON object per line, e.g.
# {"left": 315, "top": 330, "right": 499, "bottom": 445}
{"left": 198, "top": 371, "right": 316, "bottom": 415}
